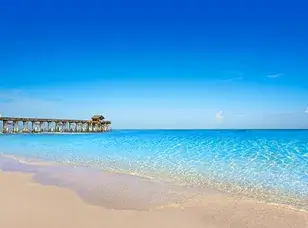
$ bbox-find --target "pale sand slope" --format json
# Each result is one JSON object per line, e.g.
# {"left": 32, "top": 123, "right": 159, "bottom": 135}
{"left": 0, "top": 172, "right": 307, "bottom": 228}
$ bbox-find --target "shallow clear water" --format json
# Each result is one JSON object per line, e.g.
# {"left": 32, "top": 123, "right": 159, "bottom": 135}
{"left": 0, "top": 130, "right": 307, "bottom": 209}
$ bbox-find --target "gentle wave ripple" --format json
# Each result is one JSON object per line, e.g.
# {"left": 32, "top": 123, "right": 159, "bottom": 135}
{"left": 0, "top": 130, "right": 307, "bottom": 210}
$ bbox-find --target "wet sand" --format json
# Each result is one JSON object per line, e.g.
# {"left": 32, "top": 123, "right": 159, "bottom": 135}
{"left": 0, "top": 171, "right": 307, "bottom": 228}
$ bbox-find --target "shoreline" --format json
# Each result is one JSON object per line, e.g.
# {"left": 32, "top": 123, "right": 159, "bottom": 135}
{"left": 0, "top": 170, "right": 307, "bottom": 228}
{"left": 1, "top": 152, "right": 307, "bottom": 213}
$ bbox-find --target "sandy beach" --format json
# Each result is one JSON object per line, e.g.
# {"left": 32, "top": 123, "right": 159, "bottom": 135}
{"left": 0, "top": 171, "right": 307, "bottom": 228}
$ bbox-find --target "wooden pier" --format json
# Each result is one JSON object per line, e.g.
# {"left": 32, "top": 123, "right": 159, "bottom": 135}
{"left": 0, "top": 115, "right": 111, "bottom": 134}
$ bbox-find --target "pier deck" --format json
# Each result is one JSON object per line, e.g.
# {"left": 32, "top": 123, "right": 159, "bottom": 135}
{"left": 0, "top": 115, "right": 111, "bottom": 134}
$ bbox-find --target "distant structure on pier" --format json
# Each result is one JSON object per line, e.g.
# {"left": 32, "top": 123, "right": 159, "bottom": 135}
{"left": 0, "top": 114, "right": 111, "bottom": 134}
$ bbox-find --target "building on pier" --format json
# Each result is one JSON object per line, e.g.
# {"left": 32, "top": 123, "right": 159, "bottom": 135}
{"left": 0, "top": 114, "right": 111, "bottom": 134}
{"left": 91, "top": 115, "right": 105, "bottom": 122}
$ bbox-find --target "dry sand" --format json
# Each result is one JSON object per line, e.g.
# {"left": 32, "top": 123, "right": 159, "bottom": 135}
{"left": 0, "top": 171, "right": 307, "bottom": 228}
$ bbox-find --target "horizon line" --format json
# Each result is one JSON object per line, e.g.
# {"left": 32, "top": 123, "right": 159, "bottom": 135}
{"left": 112, "top": 128, "right": 308, "bottom": 130}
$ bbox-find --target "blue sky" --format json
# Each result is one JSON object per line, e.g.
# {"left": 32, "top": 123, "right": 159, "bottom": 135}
{"left": 0, "top": 0, "right": 308, "bottom": 129}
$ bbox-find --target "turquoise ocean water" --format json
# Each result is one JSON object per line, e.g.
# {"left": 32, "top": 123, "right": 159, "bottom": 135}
{"left": 0, "top": 130, "right": 307, "bottom": 209}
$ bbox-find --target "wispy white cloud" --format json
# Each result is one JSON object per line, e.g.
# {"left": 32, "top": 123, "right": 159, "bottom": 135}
{"left": 305, "top": 105, "right": 308, "bottom": 114}
{"left": 215, "top": 111, "right": 224, "bottom": 122}
{"left": 266, "top": 73, "right": 284, "bottom": 79}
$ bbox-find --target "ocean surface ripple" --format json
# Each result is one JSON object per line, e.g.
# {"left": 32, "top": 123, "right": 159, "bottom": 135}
{"left": 0, "top": 130, "right": 307, "bottom": 210}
